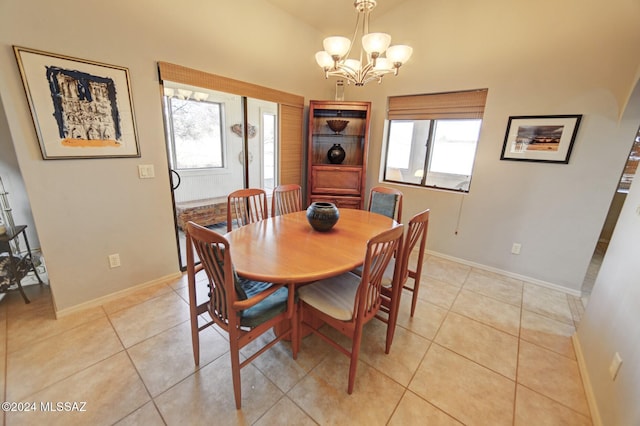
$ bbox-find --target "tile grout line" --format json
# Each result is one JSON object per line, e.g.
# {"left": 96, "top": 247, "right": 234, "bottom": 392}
{"left": 512, "top": 287, "right": 525, "bottom": 426}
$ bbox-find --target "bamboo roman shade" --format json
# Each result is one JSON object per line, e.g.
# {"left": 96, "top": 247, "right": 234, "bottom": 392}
{"left": 387, "top": 89, "right": 488, "bottom": 120}
{"left": 157, "top": 62, "right": 304, "bottom": 185}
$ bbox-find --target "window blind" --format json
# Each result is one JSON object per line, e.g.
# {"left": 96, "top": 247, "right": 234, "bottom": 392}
{"left": 387, "top": 89, "right": 488, "bottom": 120}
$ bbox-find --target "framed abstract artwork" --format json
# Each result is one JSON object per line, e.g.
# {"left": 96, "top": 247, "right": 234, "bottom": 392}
{"left": 500, "top": 115, "right": 582, "bottom": 163}
{"left": 13, "top": 46, "right": 140, "bottom": 159}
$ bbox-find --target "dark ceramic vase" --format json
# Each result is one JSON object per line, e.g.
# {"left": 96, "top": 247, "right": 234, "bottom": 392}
{"left": 306, "top": 202, "right": 339, "bottom": 232}
{"left": 327, "top": 144, "right": 346, "bottom": 164}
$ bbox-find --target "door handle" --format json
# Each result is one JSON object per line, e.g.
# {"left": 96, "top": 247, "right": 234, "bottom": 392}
{"left": 170, "top": 169, "right": 181, "bottom": 191}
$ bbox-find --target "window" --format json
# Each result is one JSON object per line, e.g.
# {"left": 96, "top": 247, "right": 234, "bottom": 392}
{"left": 383, "top": 89, "right": 488, "bottom": 192}
{"left": 165, "top": 96, "right": 224, "bottom": 169}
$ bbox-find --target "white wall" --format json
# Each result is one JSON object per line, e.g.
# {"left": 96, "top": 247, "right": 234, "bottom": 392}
{"left": 0, "top": 0, "right": 319, "bottom": 311}
{"left": 576, "top": 82, "right": 640, "bottom": 425}
{"left": 0, "top": 0, "right": 639, "bottom": 313}
{"left": 358, "top": 0, "right": 640, "bottom": 292}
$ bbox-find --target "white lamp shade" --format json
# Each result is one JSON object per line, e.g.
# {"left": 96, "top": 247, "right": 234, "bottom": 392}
{"left": 362, "top": 32, "right": 391, "bottom": 55}
{"left": 176, "top": 89, "right": 193, "bottom": 100}
{"left": 373, "top": 58, "right": 393, "bottom": 72}
{"left": 192, "top": 92, "right": 209, "bottom": 101}
{"left": 343, "top": 59, "right": 362, "bottom": 72}
{"left": 315, "top": 51, "right": 334, "bottom": 68}
{"left": 323, "top": 36, "right": 351, "bottom": 57}
{"left": 386, "top": 45, "right": 413, "bottom": 64}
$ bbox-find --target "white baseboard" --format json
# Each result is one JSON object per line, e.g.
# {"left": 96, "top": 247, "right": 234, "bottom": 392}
{"left": 425, "top": 250, "right": 583, "bottom": 297}
{"left": 54, "top": 272, "right": 183, "bottom": 318}
{"left": 572, "top": 333, "right": 602, "bottom": 426}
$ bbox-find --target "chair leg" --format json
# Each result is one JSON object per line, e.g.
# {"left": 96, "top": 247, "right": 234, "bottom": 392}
{"left": 190, "top": 316, "right": 200, "bottom": 365}
{"left": 291, "top": 303, "right": 299, "bottom": 360}
{"left": 348, "top": 326, "right": 364, "bottom": 394}
{"left": 385, "top": 285, "right": 403, "bottom": 354}
{"left": 230, "top": 339, "right": 242, "bottom": 409}
{"left": 296, "top": 302, "right": 304, "bottom": 356}
{"left": 410, "top": 276, "right": 421, "bottom": 317}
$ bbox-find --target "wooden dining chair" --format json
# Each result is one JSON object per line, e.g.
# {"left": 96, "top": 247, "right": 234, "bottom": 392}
{"left": 227, "top": 188, "right": 268, "bottom": 232}
{"left": 271, "top": 184, "right": 303, "bottom": 216}
{"left": 185, "top": 221, "right": 298, "bottom": 409}
{"left": 368, "top": 186, "right": 403, "bottom": 222}
{"left": 376, "top": 209, "right": 430, "bottom": 352}
{"left": 296, "top": 225, "right": 404, "bottom": 394}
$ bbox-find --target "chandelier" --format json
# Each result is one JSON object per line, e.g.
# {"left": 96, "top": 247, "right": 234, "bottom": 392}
{"left": 315, "top": 0, "right": 413, "bottom": 86}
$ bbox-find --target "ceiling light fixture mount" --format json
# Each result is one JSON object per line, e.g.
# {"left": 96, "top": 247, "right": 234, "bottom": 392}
{"left": 315, "top": 0, "right": 413, "bottom": 86}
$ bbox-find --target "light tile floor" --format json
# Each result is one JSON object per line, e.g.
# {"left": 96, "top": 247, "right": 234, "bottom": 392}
{"left": 0, "top": 255, "right": 592, "bottom": 425}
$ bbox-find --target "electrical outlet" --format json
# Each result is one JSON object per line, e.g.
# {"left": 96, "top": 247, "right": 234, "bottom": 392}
{"left": 108, "top": 253, "right": 121, "bottom": 268}
{"left": 511, "top": 243, "right": 521, "bottom": 255}
{"left": 609, "top": 352, "right": 623, "bottom": 380}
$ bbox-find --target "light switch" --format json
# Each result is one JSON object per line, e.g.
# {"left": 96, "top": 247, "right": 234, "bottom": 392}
{"left": 138, "top": 164, "right": 155, "bottom": 179}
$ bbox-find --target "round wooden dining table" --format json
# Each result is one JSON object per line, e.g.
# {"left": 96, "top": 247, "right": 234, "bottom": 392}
{"left": 225, "top": 208, "right": 399, "bottom": 285}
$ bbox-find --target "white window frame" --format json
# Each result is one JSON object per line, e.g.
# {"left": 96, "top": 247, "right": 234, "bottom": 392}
{"left": 381, "top": 89, "right": 487, "bottom": 193}
{"left": 164, "top": 96, "right": 226, "bottom": 171}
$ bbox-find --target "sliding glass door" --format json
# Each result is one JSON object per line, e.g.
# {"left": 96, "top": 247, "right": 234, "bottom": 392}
{"left": 162, "top": 81, "right": 278, "bottom": 268}
{"left": 157, "top": 61, "right": 304, "bottom": 270}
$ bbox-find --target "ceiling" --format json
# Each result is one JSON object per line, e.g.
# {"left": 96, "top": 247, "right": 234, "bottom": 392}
{"left": 264, "top": 0, "right": 409, "bottom": 35}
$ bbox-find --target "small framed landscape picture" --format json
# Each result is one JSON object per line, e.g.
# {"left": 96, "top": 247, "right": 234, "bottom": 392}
{"left": 13, "top": 46, "right": 140, "bottom": 160}
{"left": 500, "top": 115, "right": 582, "bottom": 164}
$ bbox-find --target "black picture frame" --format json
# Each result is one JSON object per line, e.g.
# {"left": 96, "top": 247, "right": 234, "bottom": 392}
{"left": 500, "top": 115, "right": 582, "bottom": 164}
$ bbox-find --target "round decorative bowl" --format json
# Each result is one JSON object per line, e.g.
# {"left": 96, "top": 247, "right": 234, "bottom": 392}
{"left": 326, "top": 119, "right": 349, "bottom": 134}
{"left": 306, "top": 202, "right": 339, "bottom": 232}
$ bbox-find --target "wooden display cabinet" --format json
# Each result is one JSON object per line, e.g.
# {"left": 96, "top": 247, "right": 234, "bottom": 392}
{"left": 306, "top": 100, "right": 371, "bottom": 209}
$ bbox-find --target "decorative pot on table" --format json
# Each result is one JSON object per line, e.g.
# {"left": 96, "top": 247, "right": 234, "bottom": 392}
{"left": 306, "top": 202, "right": 339, "bottom": 232}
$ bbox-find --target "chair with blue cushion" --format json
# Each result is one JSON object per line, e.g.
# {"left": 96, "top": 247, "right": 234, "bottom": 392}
{"left": 185, "top": 221, "right": 297, "bottom": 409}
{"left": 368, "top": 186, "right": 403, "bottom": 222}
{"left": 296, "top": 225, "right": 404, "bottom": 394}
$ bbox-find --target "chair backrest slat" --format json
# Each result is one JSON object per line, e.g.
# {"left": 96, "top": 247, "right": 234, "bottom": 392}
{"left": 227, "top": 188, "right": 268, "bottom": 232}
{"left": 187, "top": 221, "right": 237, "bottom": 330}
{"left": 398, "top": 209, "right": 430, "bottom": 285}
{"left": 272, "top": 184, "right": 303, "bottom": 216}
{"left": 355, "top": 225, "right": 404, "bottom": 320}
